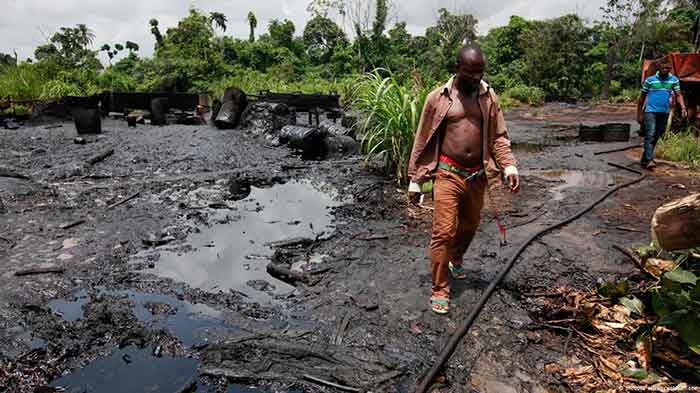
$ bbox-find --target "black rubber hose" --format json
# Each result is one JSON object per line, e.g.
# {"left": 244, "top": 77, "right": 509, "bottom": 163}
{"left": 414, "top": 167, "right": 647, "bottom": 393}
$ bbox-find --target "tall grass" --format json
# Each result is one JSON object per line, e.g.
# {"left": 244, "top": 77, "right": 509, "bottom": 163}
{"left": 657, "top": 129, "right": 700, "bottom": 168}
{"left": 505, "top": 84, "right": 544, "bottom": 106}
{"left": 351, "top": 70, "right": 431, "bottom": 184}
{"left": 0, "top": 63, "right": 48, "bottom": 100}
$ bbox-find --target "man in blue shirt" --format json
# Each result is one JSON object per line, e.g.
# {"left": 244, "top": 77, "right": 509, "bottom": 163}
{"left": 637, "top": 60, "right": 687, "bottom": 169}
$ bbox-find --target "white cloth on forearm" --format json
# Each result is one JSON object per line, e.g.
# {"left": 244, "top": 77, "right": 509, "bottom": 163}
{"left": 504, "top": 165, "right": 518, "bottom": 178}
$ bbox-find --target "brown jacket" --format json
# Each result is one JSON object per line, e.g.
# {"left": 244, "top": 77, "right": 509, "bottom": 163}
{"left": 407, "top": 77, "right": 517, "bottom": 187}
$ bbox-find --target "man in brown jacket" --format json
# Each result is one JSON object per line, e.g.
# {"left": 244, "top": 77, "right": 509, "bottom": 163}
{"left": 407, "top": 44, "right": 519, "bottom": 314}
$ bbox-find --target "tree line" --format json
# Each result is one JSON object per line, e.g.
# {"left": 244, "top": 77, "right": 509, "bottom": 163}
{"left": 1, "top": 0, "right": 699, "bottom": 104}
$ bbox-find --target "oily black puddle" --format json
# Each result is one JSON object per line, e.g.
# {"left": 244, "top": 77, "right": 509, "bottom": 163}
{"left": 49, "top": 288, "right": 228, "bottom": 347}
{"left": 142, "top": 179, "right": 344, "bottom": 301}
{"left": 47, "top": 288, "right": 268, "bottom": 393}
{"left": 48, "top": 289, "right": 89, "bottom": 322}
{"left": 51, "top": 345, "right": 274, "bottom": 393}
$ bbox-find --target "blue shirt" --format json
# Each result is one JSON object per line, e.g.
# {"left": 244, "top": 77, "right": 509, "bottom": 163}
{"left": 642, "top": 73, "right": 681, "bottom": 113}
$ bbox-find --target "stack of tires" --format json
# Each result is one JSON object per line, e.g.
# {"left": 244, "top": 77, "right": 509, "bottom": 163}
{"left": 579, "top": 123, "right": 631, "bottom": 142}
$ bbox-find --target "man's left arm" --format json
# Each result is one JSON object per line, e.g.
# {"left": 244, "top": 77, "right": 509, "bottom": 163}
{"left": 491, "top": 98, "right": 519, "bottom": 192}
{"left": 675, "top": 80, "right": 688, "bottom": 118}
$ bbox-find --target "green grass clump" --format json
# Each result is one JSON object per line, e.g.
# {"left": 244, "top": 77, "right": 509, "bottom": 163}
{"left": 351, "top": 70, "right": 431, "bottom": 184}
{"left": 657, "top": 129, "right": 700, "bottom": 169}
{"left": 505, "top": 84, "right": 544, "bottom": 106}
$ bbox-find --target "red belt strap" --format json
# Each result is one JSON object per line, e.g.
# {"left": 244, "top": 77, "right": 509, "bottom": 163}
{"left": 438, "top": 154, "right": 482, "bottom": 173}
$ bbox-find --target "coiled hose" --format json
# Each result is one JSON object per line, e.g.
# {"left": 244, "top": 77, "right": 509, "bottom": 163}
{"left": 415, "top": 164, "right": 646, "bottom": 393}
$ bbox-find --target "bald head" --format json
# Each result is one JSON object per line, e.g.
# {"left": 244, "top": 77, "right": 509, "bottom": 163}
{"left": 457, "top": 44, "right": 485, "bottom": 67}
{"left": 455, "top": 44, "right": 486, "bottom": 94}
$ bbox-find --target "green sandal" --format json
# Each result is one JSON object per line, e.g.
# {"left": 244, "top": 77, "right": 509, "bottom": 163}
{"left": 449, "top": 262, "right": 467, "bottom": 280}
{"left": 430, "top": 297, "right": 449, "bottom": 314}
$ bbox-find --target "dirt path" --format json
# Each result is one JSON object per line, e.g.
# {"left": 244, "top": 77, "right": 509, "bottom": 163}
{"left": 1, "top": 104, "right": 698, "bottom": 393}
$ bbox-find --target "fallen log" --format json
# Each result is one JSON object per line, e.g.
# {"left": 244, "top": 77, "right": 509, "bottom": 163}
{"left": 107, "top": 191, "right": 140, "bottom": 210}
{"left": 266, "top": 263, "right": 307, "bottom": 285}
{"left": 15, "top": 266, "right": 64, "bottom": 276}
{"left": 60, "top": 219, "right": 85, "bottom": 230}
{"left": 265, "top": 237, "right": 313, "bottom": 249}
{"left": 87, "top": 149, "right": 114, "bottom": 165}
{"left": 303, "top": 374, "right": 360, "bottom": 393}
{"left": 651, "top": 193, "right": 700, "bottom": 251}
{"left": 0, "top": 167, "right": 30, "bottom": 180}
{"left": 356, "top": 234, "right": 388, "bottom": 241}
{"left": 612, "top": 244, "right": 645, "bottom": 273}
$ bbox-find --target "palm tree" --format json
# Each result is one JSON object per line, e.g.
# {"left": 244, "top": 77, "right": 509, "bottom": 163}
{"left": 76, "top": 24, "right": 95, "bottom": 47}
{"left": 209, "top": 12, "right": 227, "bottom": 32}
{"left": 248, "top": 11, "right": 257, "bottom": 42}
{"left": 125, "top": 41, "right": 140, "bottom": 53}
{"left": 149, "top": 19, "right": 164, "bottom": 48}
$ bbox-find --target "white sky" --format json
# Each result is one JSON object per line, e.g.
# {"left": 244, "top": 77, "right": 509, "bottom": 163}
{"left": 0, "top": 0, "right": 606, "bottom": 63}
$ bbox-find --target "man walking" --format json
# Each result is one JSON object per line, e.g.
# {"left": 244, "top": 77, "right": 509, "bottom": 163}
{"left": 637, "top": 60, "right": 687, "bottom": 169}
{"left": 407, "top": 44, "right": 519, "bottom": 314}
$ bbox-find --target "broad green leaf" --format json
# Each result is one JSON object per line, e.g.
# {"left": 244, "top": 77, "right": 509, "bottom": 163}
{"left": 691, "top": 283, "right": 700, "bottom": 301}
{"left": 665, "top": 269, "right": 698, "bottom": 285}
{"left": 658, "top": 310, "right": 688, "bottom": 326}
{"left": 651, "top": 292, "right": 670, "bottom": 319}
{"left": 620, "top": 296, "right": 644, "bottom": 316}
{"left": 621, "top": 368, "right": 648, "bottom": 379}
{"left": 678, "top": 316, "right": 700, "bottom": 355}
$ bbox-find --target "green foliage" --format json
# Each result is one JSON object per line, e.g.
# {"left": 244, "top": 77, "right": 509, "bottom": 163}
{"left": 248, "top": 11, "right": 258, "bottom": 42}
{"left": 303, "top": 15, "right": 348, "bottom": 65}
{"left": 0, "top": 52, "right": 16, "bottom": 69}
{"left": 0, "top": 62, "right": 49, "bottom": 100}
{"left": 657, "top": 130, "right": 700, "bottom": 168}
{"left": 351, "top": 70, "right": 431, "bottom": 183}
{"left": 521, "top": 14, "right": 592, "bottom": 97}
{"left": 1, "top": 104, "right": 30, "bottom": 116}
{"left": 505, "top": 85, "right": 544, "bottom": 106}
{"left": 268, "top": 19, "right": 296, "bottom": 49}
{"left": 652, "top": 257, "right": 700, "bottom": 353}
{"left": 208, "top": 66, "right": 352, "bottom": 99}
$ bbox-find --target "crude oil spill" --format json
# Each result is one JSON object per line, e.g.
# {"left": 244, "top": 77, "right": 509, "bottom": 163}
{"left": 152, "top": 180, "right": 342, "bottom": 300}
{"left": 100, "top": 289, "right": 227, "bottom": 347}
{"left": 538, "top": 170, "right": 615, "bottom": 201}
{"left": 50, "top": 346, "right": 290, "bottom": 393}
{"left": 49, "top": 289, "right": 89, "bottom": 321}
{"left": 51, "top": 346, "right": 198, "bottom": 393}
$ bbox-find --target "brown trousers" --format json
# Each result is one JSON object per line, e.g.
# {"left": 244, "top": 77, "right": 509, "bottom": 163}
{"left": 430, "top": 169, "right": 486, "bottom": 298}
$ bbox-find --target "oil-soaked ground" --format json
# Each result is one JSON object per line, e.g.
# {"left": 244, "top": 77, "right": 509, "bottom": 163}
{"left": 1, "top": 103, "right": 699, "bottom": 392}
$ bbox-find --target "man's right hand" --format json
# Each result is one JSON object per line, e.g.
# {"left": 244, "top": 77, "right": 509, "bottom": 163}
{"left": 637, "top": 112, "right": 644, "bottom": 125}
{"left": 408, "top": 181, "right": 422, "bottom": 206}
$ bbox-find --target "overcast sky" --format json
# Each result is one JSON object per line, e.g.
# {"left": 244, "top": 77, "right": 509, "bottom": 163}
{"left": 1, "top": 0, "right": 606, "bottom": 63}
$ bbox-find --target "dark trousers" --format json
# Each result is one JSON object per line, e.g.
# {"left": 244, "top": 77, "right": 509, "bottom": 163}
{"left": 643, "top": 112, "right": 669, "bottom": 163}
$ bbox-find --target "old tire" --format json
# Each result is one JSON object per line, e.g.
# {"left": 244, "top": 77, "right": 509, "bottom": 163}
{"left": 579, "top": 125, "right": 603, "bottom": 142}
{"left": 601, "top": 123, "right": 631, "bottom": 142}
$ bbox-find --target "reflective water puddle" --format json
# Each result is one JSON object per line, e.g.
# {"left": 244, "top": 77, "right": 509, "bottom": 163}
{"left": 150, "top": 180, "right": 342, "bottom": 301}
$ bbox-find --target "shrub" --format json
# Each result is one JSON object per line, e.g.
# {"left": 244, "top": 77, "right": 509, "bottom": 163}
{"left": 0, "top": 63, "right": 48, "bottom": 100}
{"left": 506, "top": 85, "right": 544, "bottom": 106}
{"left": 657, "top": 129, "right": 700, "bottom": 168}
